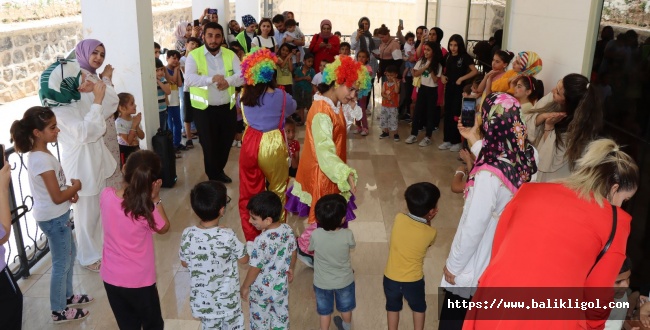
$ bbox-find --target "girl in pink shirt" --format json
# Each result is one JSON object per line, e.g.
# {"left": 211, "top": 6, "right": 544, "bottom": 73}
{"left": 100, "top": 150, "right": 170, "bottom": 329}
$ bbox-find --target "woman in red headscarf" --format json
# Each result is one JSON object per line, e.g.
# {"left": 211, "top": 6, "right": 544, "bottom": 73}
{"left": 309, "top": 19, "right": 340, "bottom": 73}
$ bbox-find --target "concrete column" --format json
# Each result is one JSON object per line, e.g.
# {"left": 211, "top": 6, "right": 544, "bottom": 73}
{"left": 192, "top": 0, "right": 231, "bottom": 26}
{"left": 505, "top": 0, "right": 600, "bottom": 87}
{"left": 80, "top": 0, "right": 158, "bottom": 149}
{"left": 437, "top": 0, "right": 470, "bottom": 46}
{"left": 234, "top": 0, "right": 260, "bottom": 23}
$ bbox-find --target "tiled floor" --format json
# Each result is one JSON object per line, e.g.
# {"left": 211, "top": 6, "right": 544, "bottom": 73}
{"left": 17, "top": 104, "right": 466, "bottom": 329}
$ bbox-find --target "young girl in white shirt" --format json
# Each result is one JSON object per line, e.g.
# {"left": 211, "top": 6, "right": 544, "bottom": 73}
{"left": 113, "top": 93, "right": 145, "bottom": 167}
{"left": 10, "top": 107, "right": 91, "bottom": 323}
{"left": 251, "top": 18, "right": 277, "bottom": 53}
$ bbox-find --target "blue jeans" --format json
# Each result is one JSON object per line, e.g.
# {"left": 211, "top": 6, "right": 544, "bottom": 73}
{"left": 37, "top": 210, "right": 75, "bottom": 311}
{"left": 167, "top": 105, "right": 182, "bottom": 147}
{"left": 314, "top": 281, "right": 356, "bottom": 315}
{"left": 159, "top": 110, "right": 168, "bottom": 131}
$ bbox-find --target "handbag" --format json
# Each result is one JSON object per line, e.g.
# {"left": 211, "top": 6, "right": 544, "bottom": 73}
{"left": 587, "top": 205, "right": 617, "bottom": 277}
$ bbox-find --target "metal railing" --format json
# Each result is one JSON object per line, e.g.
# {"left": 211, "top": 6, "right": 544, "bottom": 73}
{"left": 3, "top": 143, "right": 62, "bottom": 280}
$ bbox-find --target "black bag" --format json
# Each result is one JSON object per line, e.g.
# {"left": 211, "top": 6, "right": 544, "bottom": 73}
{"left": 152, "top": 129, "right": 177, "bottom": 188}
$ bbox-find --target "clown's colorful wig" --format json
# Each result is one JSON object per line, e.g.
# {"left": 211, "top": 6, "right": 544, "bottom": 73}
{"left": 240, "top": 47, "right": 278, "bottom": 85}
{"left": 322, "top": 55, "right": 372, "bottom": 97}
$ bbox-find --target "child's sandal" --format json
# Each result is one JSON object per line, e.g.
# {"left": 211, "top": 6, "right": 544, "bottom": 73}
{"left": 67, "top": 294, "right": 94, "bottom": 306}
{"left": 52, "top": 307, "right": 89, "bottom": 323}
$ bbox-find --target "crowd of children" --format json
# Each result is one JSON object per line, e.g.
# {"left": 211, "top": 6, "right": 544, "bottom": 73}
{"left": 7, "top": 9, "right": 649, "bottom": 330}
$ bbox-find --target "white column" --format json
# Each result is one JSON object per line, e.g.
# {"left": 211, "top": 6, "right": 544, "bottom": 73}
{"left": 234, "top": 0, "right": 260, "bottom": 23}
{"left": 80, "top": 0, "right": 157, "bottom": 149}
{"left": 192, "top": 0, "right": 231, "bottom": 26}
{"left": 505, "top": 0, "right": 599, "bottom": 87}
{"left": 437, "top": 0, "right": 470, "bottom": 46}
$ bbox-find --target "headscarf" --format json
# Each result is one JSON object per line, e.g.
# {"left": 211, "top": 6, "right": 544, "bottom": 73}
{"left": 240, "top": 47, "right": 278, "bottom": 85}
{"left": 357, "top": 17, "right": 376, "bottom": 54}
{"left": 242, "top": 15, "right": 256, "bottom": 27}
{"left": 322, "top": 55, "right": 372, "bottom": 97}
{"left": 39, "top": 59, "right": 82, "bottom": 107}
{"left": 175, "top": 22, "right": 189, "bottom": 41}
{"left": 75, "top": 39, "right": 104, "bottom": 74}
{"left": 319, "top": 19, "right": 333, "bottom": 39}
{"left": 516, "top": 51, "right": 542, "bottom": 76}
{"left": 465, "top": 92, "right": 537, "bottom": 197}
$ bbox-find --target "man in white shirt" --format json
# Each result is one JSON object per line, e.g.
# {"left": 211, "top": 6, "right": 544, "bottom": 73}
{"left": 184, "top": 22, "right": 244, "bottom": 183}
{"left": 272, "top": 15, "right": 288, "bottom": 46}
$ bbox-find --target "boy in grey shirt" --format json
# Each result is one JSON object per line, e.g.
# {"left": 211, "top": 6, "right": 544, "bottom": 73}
{"left": 309, "top": 194, "right": 356, "bottom": 330}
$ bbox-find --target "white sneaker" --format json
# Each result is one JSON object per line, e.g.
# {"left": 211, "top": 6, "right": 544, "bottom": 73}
{"left": 438, "top": 142, "right": 452, "bottom": 150}
{"left": 449, "top": 143, "right": 462, "bottom": 152}
{"left": 405, "top": 135, "right": 418, "bottom": 144}
{"left": 237, "top": 141, "right": 242, "bottom": 148}
{"left": 351, "top": 127, "right": 360, "bottom": 134}
{"left": 232, "top": 140, "right": 237, "bottom": 147}
{"left": 419, "top": 137, "right": 432, "bottom": 147}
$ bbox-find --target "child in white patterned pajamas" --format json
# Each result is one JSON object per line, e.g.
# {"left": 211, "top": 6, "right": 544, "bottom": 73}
{"left": 240, "top": 191, "right": 297, "bottom": 330}
{"left": 180, "top": 181, "right": 249, "bottom": 330}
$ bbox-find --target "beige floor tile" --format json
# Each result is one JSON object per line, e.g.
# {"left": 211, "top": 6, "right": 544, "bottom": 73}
{"left": 19, "top": 100, "right": 467, "bottom": 329}
{"left": 348, "top": 222, "right": 388, "bottom": 243}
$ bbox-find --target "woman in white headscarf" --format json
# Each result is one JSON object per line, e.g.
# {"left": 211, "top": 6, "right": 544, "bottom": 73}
{"left": 175, "top": 21, "right": 191, "bottom": 52}
{"left": 40, "top": 39, "right": 119, "bottom": 272}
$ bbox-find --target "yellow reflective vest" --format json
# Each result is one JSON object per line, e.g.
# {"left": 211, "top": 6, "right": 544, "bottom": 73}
{"left": 188, "top": 46, "right": 236, "bottom": 110}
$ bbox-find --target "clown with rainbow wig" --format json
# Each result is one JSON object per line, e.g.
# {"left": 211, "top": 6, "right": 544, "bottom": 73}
{"left": 238, "top": 47, "right": 297, "bottom": 242}
{"left": 285, "top": 55, "right": 372, "bottom": 266}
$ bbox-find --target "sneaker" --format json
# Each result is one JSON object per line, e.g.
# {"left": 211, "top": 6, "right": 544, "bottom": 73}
{"left": 333, "top": 316, "right": 345, "bottom": 330}
{"left": 379, "top": 132, "right": 390, "bottom": 139}
{"left": 82, "top": 260, "right": 101, "bottom": 272}
{"left": 449, "top": 143, "right": 462, "bottom": 152}
{"left": 438, "top": 142, "right": 452, "bottom": 150}
{"left": 350, "top": 127, "right": 360, "bottom": 134}
{"left": 297, "top": 253, "right": 314, "bottom": 268}
{"left": 185, "top": 140, "right": 194, "bottom": 149}
{"left": 419, "top": 137, "right": 432, "bottom": 147}
{"left": 236, "top": 141, "right": 242, "bottom": 148}
{"left": 52, "top": 307, "right": 89, "bottom": 323}
{"left": 232, "top": 140, "right": 237, "bottom": 147}
{"left": 393, "top": 134, "right": 400, "bottom": 142}
{"left": 360, "top": 128, "right": 369, "bottom": 136}
{"left": 67, "top": 294, "right": 94, "bottom": 307}
{"left": 405, "top": 135, "right": 418, "bottom": 144}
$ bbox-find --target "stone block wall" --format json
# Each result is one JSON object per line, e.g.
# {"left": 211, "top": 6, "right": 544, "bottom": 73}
{"left": 0, "top": 5, "right": 191, "bottom": 104}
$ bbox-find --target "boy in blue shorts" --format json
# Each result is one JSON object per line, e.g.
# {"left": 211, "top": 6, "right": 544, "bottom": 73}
{"left": 384, "top": 182, "right": 439, "bottom": 330}
{"left": 309, "top": 194, "right": 356, "bottom": 330}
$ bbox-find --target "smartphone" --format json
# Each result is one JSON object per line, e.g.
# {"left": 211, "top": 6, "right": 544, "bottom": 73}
{"left": 323, "top": 38, "right": 329, "bottom": 44}
{"left": 193, "top": 19, "right": 200, "bottom": 27}
{"left": 399, "top": 19, "right": 403, "bottom": 27}
{"left": 0, "top": 144, "right": 5, "bottom": 169}
{"left": 358, "top": 22, "right": 364, "bottom": 30}
{"left": 207, "top": 8, "right": 217, "bottom": 15}
{"left": 461, "top": 98, "right": 477, "bottom": 127}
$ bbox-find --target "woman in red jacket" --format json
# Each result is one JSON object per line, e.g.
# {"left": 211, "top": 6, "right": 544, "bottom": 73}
{"left": 309, "top": 19, "right": 340, "bottom": 73}
{"left": 463, "top": 139, "right": 639, "bottom": 330}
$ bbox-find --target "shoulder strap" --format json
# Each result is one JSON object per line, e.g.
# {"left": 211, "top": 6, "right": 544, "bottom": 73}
{"left": 278, "top": 89, "right": 286, "bottom": 130}
{"left": 271, "top": 36, "right": 276, "bottom": 48}
{"left": 587, "top": 205, "right": 617, "bottom": 277}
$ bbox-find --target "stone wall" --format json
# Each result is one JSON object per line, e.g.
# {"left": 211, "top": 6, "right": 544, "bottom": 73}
{"left": 0, "top": 5, "right": 191, "bottom": 104}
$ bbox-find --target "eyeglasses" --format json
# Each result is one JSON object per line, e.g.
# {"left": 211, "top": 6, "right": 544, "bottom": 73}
{"left": 226, "top": 196, "right": 232, "bottom": 204}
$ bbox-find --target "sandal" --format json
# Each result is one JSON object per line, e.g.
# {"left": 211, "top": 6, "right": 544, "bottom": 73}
{"left": 83, "top": 260, "right": 101, "bottom": 272}
{"left": 67, "top": 294, "right": 94, "bottom": 306}
{"left": 52, "top": 307, "right": 89, "bottom": 323}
